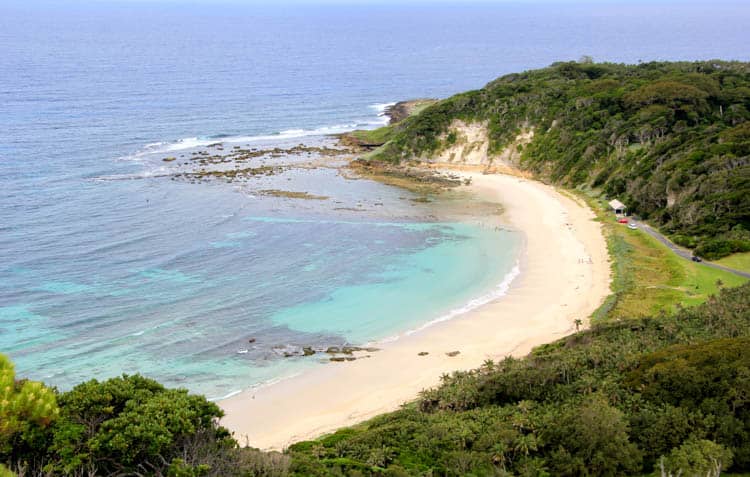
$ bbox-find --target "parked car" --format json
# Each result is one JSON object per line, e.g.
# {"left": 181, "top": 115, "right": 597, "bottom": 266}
{"left": 617, "top": 218, "right": 628, "bottom": 224}
{"left": 692, "top": 255, "right": 702, "bottom": 262}
{"left": 628, "top": 223, "right": 637, "bottom": 230}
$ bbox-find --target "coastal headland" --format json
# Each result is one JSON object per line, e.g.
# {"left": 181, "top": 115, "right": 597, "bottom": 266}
{"left": 220, "top": 169, "right": 611, "bottom": 450}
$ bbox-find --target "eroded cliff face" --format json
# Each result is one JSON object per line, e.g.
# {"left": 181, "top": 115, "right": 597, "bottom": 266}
{"left": 494, "top": 128, "right": 534, "bottom": 167}
{"left": 429, "top": 120, "right": 490, "bottom": 165}
{"left": 420, "top": 120, "right": 534, "bottom": 169}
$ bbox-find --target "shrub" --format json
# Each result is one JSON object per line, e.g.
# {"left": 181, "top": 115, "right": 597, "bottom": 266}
{"left": 658, "top": 439, "right": 733, "bottom": 477}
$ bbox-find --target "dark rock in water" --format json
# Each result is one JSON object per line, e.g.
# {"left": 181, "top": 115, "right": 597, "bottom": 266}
{"left": 446, "top": 351, "right": 461, "bottom": 357}
{"left": 248, "top": 338, "right": 256, "bottom": 343}
{"left": 330, "top": 356, "right": 357, "bottom": 362}
{"left": 162, "top": 156, "right": 177, "bottom": 162}
{"left": 418, "top": 351, "right": 429, "bottom": 356}
{"left": 340, "top": 346, "right": 381, "bottom": 354}
{"left": 302, "top": 347, "right": 315, "bottom": 356}
{"left": 272, "top": 344, "right": 304, "bottom": 358}
{"left": 324, "top": 345, "right": 380, "bottom": 356}
{"left": 258, "top": 190, "right": 328, "bottom": 200}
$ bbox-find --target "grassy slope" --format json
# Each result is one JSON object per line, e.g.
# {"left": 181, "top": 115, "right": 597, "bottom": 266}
{"left": 715, "top": 251, "right": 750, "bottom": 273}
{"left": 349, "top": 125, "right": 397, "bottom": 145}
{"left": 404, "top": 100, "right": 437, "bottom": 117}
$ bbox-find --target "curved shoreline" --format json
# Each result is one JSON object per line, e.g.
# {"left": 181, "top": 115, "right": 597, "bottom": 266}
{"left": 219, "top": 170, "right": 611, "bottom": 450}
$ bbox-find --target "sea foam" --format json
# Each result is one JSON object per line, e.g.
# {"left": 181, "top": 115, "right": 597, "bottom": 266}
{"left": 371, "top": 260, "right": 522, "bottom": 345}
{"left": 119, "top": 103, "right": 393, "bottom": 161}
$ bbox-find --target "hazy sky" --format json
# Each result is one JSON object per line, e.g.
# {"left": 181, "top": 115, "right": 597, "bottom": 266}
{"left": 8, "top": 0, "right": 732, "bottom": 4}
{"left": 5, "top": 0, "right": 744, "bottom": 14}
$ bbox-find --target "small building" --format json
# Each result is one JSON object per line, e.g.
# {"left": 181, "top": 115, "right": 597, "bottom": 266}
{"left": 608, "top": 199, "right": 627, "bottom": 215}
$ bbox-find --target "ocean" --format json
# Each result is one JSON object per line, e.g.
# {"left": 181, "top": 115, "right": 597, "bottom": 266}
{"left": 1, "top": 0, "right": 748, "bottom": 399}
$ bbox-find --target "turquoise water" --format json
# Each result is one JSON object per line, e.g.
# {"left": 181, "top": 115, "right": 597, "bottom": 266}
{"left": 1, "top": 206, "right": 520, "bottom": 399}
{"left": 2, "top": 0, "right": 747, "bottom": 398}
{"left": 271, "top": 222, "right": 519, "bottom": 343}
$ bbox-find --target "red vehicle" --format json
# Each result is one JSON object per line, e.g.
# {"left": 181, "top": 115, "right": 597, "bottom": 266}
{"left": 617, "top": 218, "right": 628, "bottom": 224}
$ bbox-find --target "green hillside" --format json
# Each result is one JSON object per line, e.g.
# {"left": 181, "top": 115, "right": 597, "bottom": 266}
{"left": 371, "top": 61, "right": 750, "bottom": 259}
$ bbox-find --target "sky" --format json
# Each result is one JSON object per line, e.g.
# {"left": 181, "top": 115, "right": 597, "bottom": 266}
{"left": 5, "top": 0, "right": 739, "bottom": 4}
{"left": 3, "top": 0, "right": 746, "bottom": 16}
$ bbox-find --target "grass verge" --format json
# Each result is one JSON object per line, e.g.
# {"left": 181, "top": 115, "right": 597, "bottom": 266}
{"left": 714, "top": 251, "right": 750, "bottom": 273}
{"left": 582, "top": 193, "right": 747, "bottom": 322}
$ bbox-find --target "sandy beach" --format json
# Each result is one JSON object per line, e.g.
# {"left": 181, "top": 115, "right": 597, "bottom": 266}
{"left": 220, "top": 170, "right": 611, "bottom": 450}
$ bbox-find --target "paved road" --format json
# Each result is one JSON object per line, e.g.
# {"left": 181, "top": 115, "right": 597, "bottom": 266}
{"left": 633, "top": 221, "right": 750, "bottom": 279}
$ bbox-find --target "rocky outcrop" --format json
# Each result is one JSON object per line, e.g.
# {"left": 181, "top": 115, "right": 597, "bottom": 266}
{"left": 385, "top": 99, "right": 438, "bottom": 124}
{"left": 338, "top": 133, "right": 385, "bottom": 150}
{"left": 348, "top": 159, "right": 466, "bottom": 194}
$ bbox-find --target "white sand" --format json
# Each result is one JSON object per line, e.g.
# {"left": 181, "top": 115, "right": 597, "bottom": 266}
{"left": 220, "top": 171, "right": 611, "bottom": 450}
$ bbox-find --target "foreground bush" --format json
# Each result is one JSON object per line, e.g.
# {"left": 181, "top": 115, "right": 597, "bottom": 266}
{"left": 0, "top": 371, "right": 292, "bottom": 476}
{"left": 0, "top": 354, "right": 58, "bottom": 467}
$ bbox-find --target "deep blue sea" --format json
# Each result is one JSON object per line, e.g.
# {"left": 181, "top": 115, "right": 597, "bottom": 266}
{"left": 1, "top": 0, "right": 749, "bottom": 399}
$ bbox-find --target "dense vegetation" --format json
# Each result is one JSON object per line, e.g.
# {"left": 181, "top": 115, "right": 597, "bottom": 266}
{"left": 371, "top": 61, "right": 750, "bottom": 259}
{"left": 0, "top": 362, "right": 289, "bottom": 476}
{"left": 285, "top": 283, "right": 750, "bottom": 476}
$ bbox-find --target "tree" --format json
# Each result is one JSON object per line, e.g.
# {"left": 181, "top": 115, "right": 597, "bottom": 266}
{"left": 659, "top": 439, "right": 733, "bottom": 477}
{"left": 543, "top": 394, "right": 642, "bottom": 476}
{"left": 0, "top": 354, "right": 58, "bottom": 462}
{"left": 48, "top": 374, "right": 235, "bottom": 476}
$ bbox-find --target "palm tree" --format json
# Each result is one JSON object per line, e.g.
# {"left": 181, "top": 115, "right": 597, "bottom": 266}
{"left": 513, "top": 434, "right": 538, "bottom": 456}
{"left": 482, "top": 359, "right": 495, "bottom": 372}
